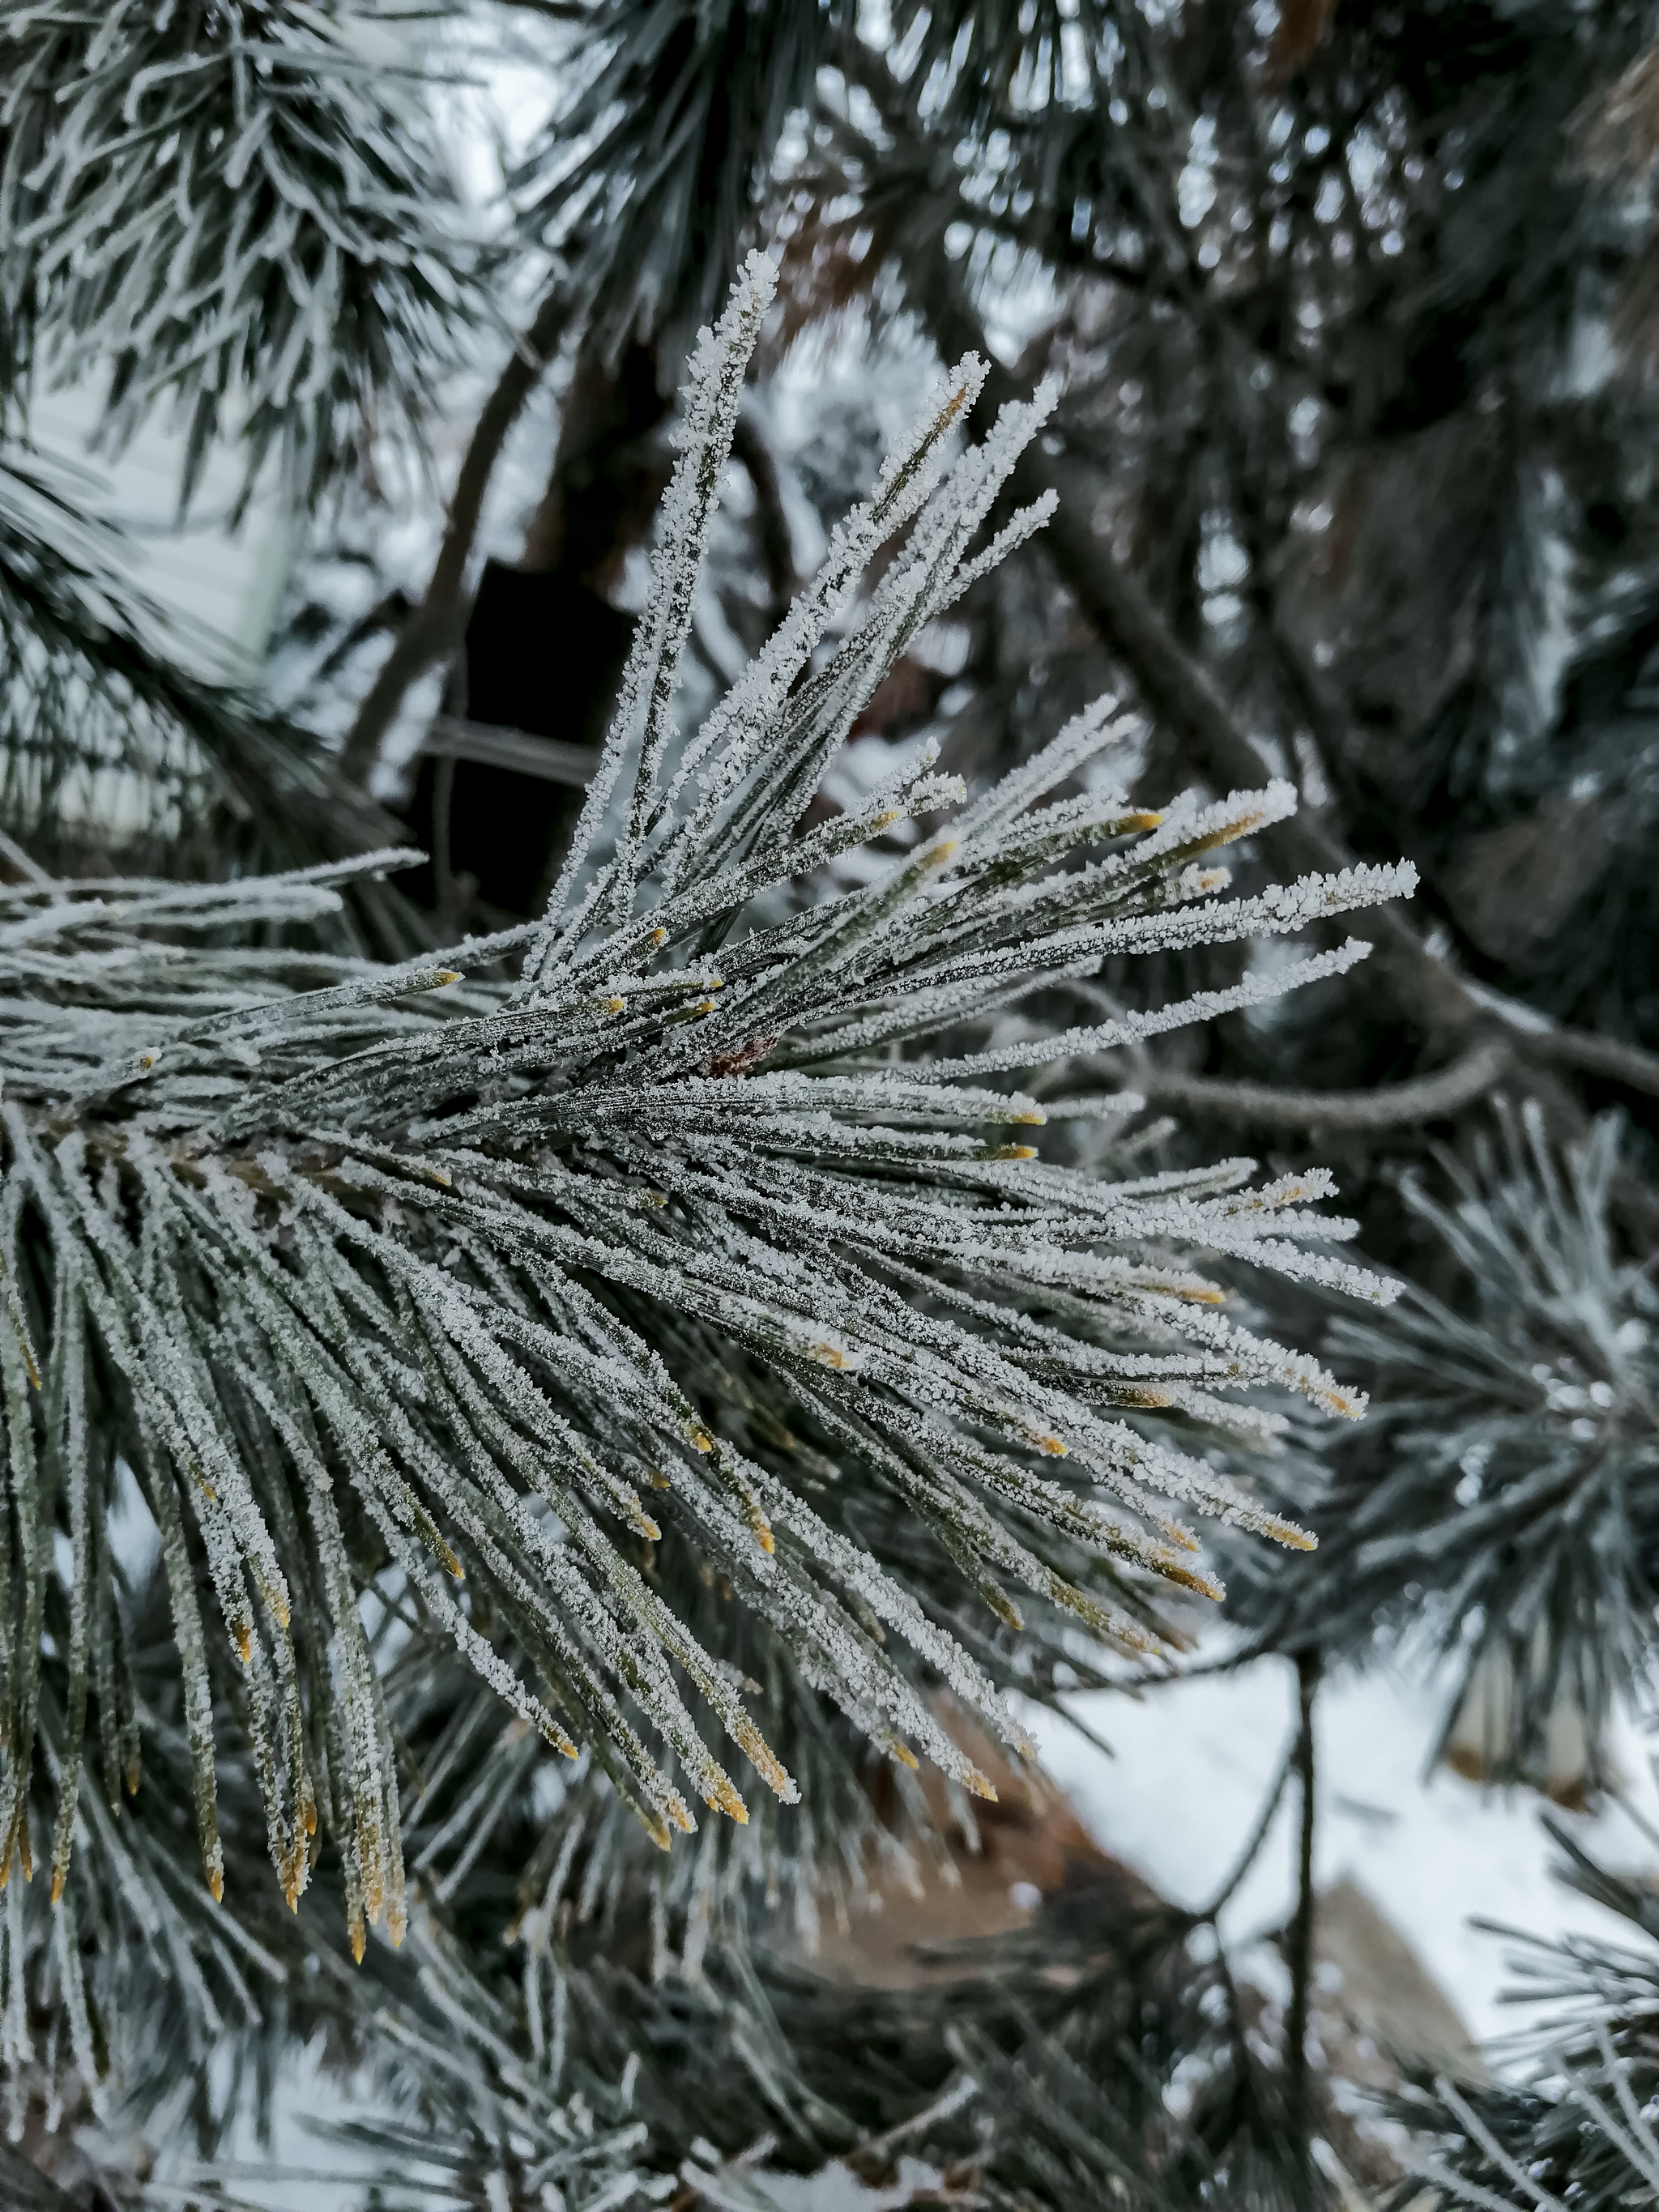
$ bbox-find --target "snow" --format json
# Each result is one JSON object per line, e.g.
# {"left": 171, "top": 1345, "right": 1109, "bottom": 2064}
{"left": 1021, "top": 1649, "right": 1659, "bottom": 2047}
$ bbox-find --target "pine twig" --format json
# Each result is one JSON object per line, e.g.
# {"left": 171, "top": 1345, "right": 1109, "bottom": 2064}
{"left": 1192, "top": 1725, "right": 1302, "bottom": 1928}
{"left": 2, "top": 0, "right": 483, "bottom": 516}
{"left": 1127, "top": 1038, "right": 1514, "bottom": 1132}
{"left": 1286, "top": 1647, "right": 1322, "bottom": 2197}
{"left": 1524, "top": 1022, "right": 1659, "bottom": 1101}
{"left": 339, "top": 282, "right": 574, "bottom": 785}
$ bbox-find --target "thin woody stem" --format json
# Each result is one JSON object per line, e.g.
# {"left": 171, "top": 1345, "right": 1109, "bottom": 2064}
{"left": 1286, "top": 1646, "right": 1321, "bottom": 2196}
{"left": 339, "top": 283, "right": 574, "bottom": 786}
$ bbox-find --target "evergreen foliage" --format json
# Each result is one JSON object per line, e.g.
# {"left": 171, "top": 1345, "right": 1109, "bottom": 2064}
{"left": 765, "top": 0, "right": 1659, "bottom": 1059}
{"left": 1390, "top": 1826, "right": 1659, "bottom": 2210}
{"left": 0, "top": 0, "right": 1655, "bottom": 2201}
{"left": 0, "top": 269, "right": 1411, "bottom": 2140}
{"left": 518, "top": 0, "right": 846, "bottom": 358}
{"left": 0, "top": 0, "right": 482, "bottom": 513}
{"left": 1239, "top": 1104, "right": 1659, "bottom": 1792}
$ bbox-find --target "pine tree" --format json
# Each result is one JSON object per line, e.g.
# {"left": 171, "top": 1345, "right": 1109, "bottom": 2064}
{"left": 0, "top": 1, "right": 1657, "bottom": 2204}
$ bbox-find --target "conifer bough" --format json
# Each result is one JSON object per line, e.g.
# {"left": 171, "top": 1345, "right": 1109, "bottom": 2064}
{"left": 0, "top": 0, "right": 479, "bottom": 513}
{"left": 1243, "top": 1102, "right": 1659, "bottom": 1796}
{"left": 0, "top": 258, "right": 1414, "bottom": 1962}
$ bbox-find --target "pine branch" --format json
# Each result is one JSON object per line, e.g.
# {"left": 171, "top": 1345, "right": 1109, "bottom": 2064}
{"left": 1232, "top": 1101, "right": 1659, "bottom": 1792}
{"left": 514, "top": 0, "right": 849, "bottom": 359}
{"left": 0, "top": 444, "right": 403, "bottom": 889}
{"left": 1286, "top": 1647, "right": 1320, "bottom": 2203}
{"left": 1388, "top": 1826, "right": 1659, "bottom": 2211}
{"left": 1123, "top": 1039, "right": 1516, "bottom": 1132}
{"left": 0, "top": 267, "right": 1416, "bottom": 1980}
{"left": 1522, "top": 1022, "right": 1659, "bottom": 1102}
{"left": 0, "top": 0, "right": 484, "bottom": 513}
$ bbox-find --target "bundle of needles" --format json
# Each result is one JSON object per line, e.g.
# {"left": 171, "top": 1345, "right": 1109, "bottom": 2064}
{"left": 0, "top": 262, "right": 1415, "bottom": 2101}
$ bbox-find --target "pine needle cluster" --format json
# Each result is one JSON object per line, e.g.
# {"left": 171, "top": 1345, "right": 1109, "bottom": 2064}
{"left": 1242, "top": 1103, "right": 1659, "bottom": 1792}
{"left": 0, "top": 0, "right": 480, "bottom": 512}
{"left": 0, "top": 259, "right": 1416, "bottom": 2163}
{"left": 1391, "top": 1826, "right": 1659, "bottom": 2212}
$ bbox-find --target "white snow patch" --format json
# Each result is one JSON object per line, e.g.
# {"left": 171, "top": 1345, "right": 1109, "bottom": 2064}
{"left": 1021, "top": 1652, "right": 1659, "bottom": 2048}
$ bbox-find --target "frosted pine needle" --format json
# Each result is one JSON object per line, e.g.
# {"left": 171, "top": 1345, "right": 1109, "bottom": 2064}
{"left": 0, "top": 271, "right": 1412, "bottom": 1944}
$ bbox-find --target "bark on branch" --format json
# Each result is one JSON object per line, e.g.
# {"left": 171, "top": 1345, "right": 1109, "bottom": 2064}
{"left": 339, "top": 283, "right": 574, "bottom": 787}
{"left": 731, "top": 412, "right": 799, "bottom": 624}
{"left": 1127, "top": 1037, "right": 1515, "bottom": 1132}
{"left": 1523, "top": 1022, "right": 1659, "bottom": 1101}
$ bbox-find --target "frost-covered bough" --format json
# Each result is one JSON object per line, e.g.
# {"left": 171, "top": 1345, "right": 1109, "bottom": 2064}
{"left": 1239, "top": 1101, "right": 1659, "bottom": 1796}
{"left": 0, "top": 257, "right": 1412, "bottom": 1975}
{"left": 1392, "top": 1830, "right": 1659, "bottom": 2212}
{"left": 0, "top": 0, "right": 480, "bottom": 512}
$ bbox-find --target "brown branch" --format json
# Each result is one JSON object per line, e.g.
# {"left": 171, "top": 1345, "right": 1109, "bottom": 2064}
{"left": 730, "top": 412, "right": 799, "bottom": 624}
{"left": 339, "top": 283, "right": 574, "bottom": 787}
{"left": 1128, "top": 1036, "right": 1514, "bottom": 1131}
{"left": 1521, "top": 1022, "right": 1659, "bottom": 1100}
{"left": 1285, "top": 1648, "right": 1321, "bottom": 2198}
